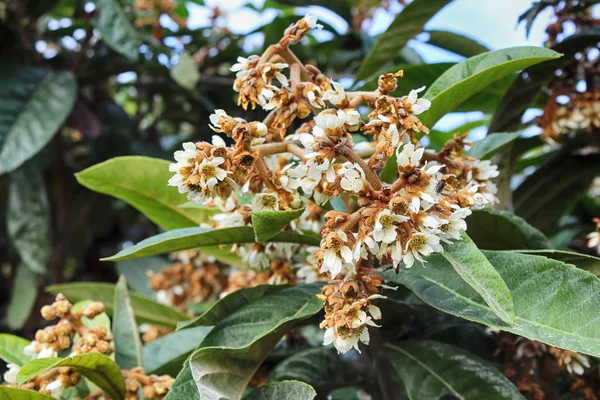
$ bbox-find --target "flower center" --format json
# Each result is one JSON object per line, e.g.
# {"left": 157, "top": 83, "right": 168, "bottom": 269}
{"left": 201, "top": 164, "right": 217, "bottom": 179}
{"left": 409, "top": 234, "right": 426, "bottom": 251}
{"left": 262, "top": 195, "right": 277, "bottom": 208}
{"left": 379, "top": 214, "right": 394, "bottom": 229}
{"left": 326, "top": 235, "right": 341, "bottom": 251}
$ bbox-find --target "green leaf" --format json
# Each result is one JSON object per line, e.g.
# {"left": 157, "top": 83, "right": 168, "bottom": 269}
{"left": 421, "top": 47, "right": 561, "bottom": 129}
{"left": 424, "top": 30, "right": 490, "bottom": 58}
{"left": 102, "top": 226, "right": 320, "bottom": 261}
{"left": 0, "top": 387, "right": 55, "bottom": 400}
{"left": 442, "top": 233, "right": 515, "bottom": 324}
{"left": 384, "top": 250, "right": 600, "bottom": 357}
{"left": 95, "top": 0, "right": 139, "bottom": 61}
{"left": 490, "top": 29, "right": 600, "bottom": 133}
{"left": 116, "top": 256, "right": 169, "bottom": 297}
{"left": 466, "top": 208, "right": 552, "bottom": 250}
{"left": 187, "top": 284, "right": 323, "bottom": 400}
{"left": 0, "top": 334, "right": 31, "bottom": 366}
{"left": 385, "top": 340, "right": 523, "bottom": 400}
{"left": 269, "top": 347, "right": 355, "bottom": 392}
{"left": 7, "top": 161, "right": 49, "bottom": 274}
{"left": 251, "top": 208, "right": 304, "bottom": 242}
{"left": 113, "top": 276, "right": 143, "bottom": 370}
{"left": 467, "top": 132, "right": 522, "bottom": 160}
{"left": 245, "top": 381, "right": 316, "bottom": 400}
{"left": 76, "top": 156, "right": 212, "bottom": 230}
{"left": 171, "top": 51, "right": 200, "bottom": 90}
{"left": 6, "top": 263, "right": 38, "bottom": 330}
{"left": 17, "top": 353, "right": 125, "bottom": 400}
{"left": 518, "top": 1, "right": 551, "bottom": 37}
{"left": 164, "top": 363, "right": 198, "bottom": 400}
{"left": 143, "top": 326, "right": 213, "bottom": 376}
{"left": 177, "top": 285, "right": 288, "bottom": 330}
{"left": 355, "top": 0, "right": 453, "bottom": 81}
{"left": 46, "top": 282, "right": 188, "bottom": 328}
{"left": 0, "top": 66, "right": 77, "bottom": 175}
{"left": 515, "top": 250, "right": 600, "bottom": 276}
{"left": 514, "top": 154, "right": 600, "bottom": 233}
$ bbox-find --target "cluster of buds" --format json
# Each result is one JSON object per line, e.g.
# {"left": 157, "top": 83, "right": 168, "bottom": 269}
{"left": 123, "top": 367, "right": 175, "bottom": 400}
{"left": 167, "top": 15, "right": 500, "bottom": 354}
{"left": 317, "top": 268, "right": 384, "bottom": 353}
{"left": 2, "top": 294, "right": 112, "bottom": 398}
{"left": 148, "top": 250, "right": 228, "bottom": 309}
{"left": 133, "top": 0, "right": 187, "bottom": 34}
{"left": 538, "top": 91, "right": 600, "bottom": 142}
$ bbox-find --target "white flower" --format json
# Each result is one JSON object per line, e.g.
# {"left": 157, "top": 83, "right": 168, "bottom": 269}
{"left": 305, "top": 153, "right": 335, "bottom": 182}
{"left": 252, "top": 193, "right": 280, "bottom": 211}
{"left": 209, "top": 109, "right": 230, "bottom": 131}
{"left": 156, "top": 290, "right": 171, "bottom": 305}
{"left": 46, "top": 379, "right": 65, "bottom": 398}
{"left": 3, "top": 363, "right": 20, "bottom": 384}
{"left": 322, "top": 80, "right": 346, "bottom": 107}
{"left": 303, "top": 14, "right": 323, "bottom": 30}
{"left": 441, "top": 208, "right": 471, "bottom": 242}
{"left": 306, "top": 87, "right": 325, "bottom": 108}
{"left": 384, "top": 123, "right": 401, "bottom": 148}
{"left": 211, "top": 135, "right": 227, "bottom": 147}
{"left": 213, "top": 212, "right": 245, "bottom": 228}
{"left": 588, "top": 231, "right": 600, "bottom": 252}
{"left": 258, "top": 87, "right": 276, "bottom": 108}
{"left": 373, "top": 209, "right": 407, "bottom": 244}
{"left": 279, "top": 164, "right": 304, "bottom": 191}
{"left": 38, "top": 346, "right": 58, "bottom": 359}
{"left": 396, "top": 143, "right": 424, "bottom": 169}
{"left": 564, "top": 353, "right": 590, "bottom": 375}
{"left": 406, "top": 86, "right": 431, "bottom": 115}
{"left": 468, "top": 159, "right": 500, "bottom": 181}
{"left": 402, "top": 232, "right": 443, "bottom": 268}
{"left": 296, "top": 132, "right": 316, "bottom": 152}
{"left": 314, "top": 110, "right": 345, "bottom": 132}
{"left": 313, "top": 190, "right": 331, "bottom": 205}
{"left": 200, "top": 157, "right": 228, "bottom": 189}
{"left": 296, "top": 263, "right": 320, "bottom": 283}
{"left": 320, "top": 231, "right": 354, "bottom": 277}
{"left": 262, "top": 63, "right": 289, "bottom": 87}
{"left": 230, "top": 55, "right": 258, "bottom": 74}
{"left": 23, "top": 341, "right": 37, "bottom": 358}
{"left": 340, "top": 163, "right": 366, "bottom": 193}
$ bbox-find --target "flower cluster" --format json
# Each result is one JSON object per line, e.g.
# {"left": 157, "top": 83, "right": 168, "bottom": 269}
{"left": 123, "top": 367, "right": 175, "bottom": 400}
{"left": 166, "top": 15, "right": 500, "bottom": 354}
{"left": 538, "top": 92, "right": 600, "bottom": 142}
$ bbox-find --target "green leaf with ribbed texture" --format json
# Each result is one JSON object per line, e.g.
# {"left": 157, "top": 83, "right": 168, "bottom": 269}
{"left": 0, "top": 66, "right": 76, "bottom": 175}
{"left": 467, "top": 132, "right": 522, "bottom": 160}
{"left": 252, "top": 208, "right": 304, "bottom": 242}
{"left": 183, "top": 284, "right": 323, "bottom": 400}
{"left": 6, "top": 263, "right": 38, "bottom": 330}
{"left": 143, "top": 326, "right": 213, "bottom": 376}
{"left": 424, "top": 30, "right": 490, "bottom": 58}
{"left": 164, "top": 363, "right": 197, "bottom": 400}
{"left": 0, "top": 387, "right": 55, "bottom": 400}
{"left": 7, "top": 161, "right": 49, "bottom": 273}
{"left": 102, "top": 226, "right": 320, "bottom": 261}
{"left": 421, "top": 47, "right": 561, "bottom": 129}
{"left": 383, "top": 250, "right": 600, "bottom": 357}
{"left": 0, "top": 334, "right": 31, "bottom": 366}
{"left": 113, "top": 276, "right": 143, "bottom": 369}
{"left": 443, "top": 233, "right": 515, "bottom": 324}
{"left": 76, "top": 156, "right": 215, "bottom": 230}
{"left": 46, "top": 282, "right": 188, "bottom": 328}
{"left": 17, "top": 353, "right": 125, "bottom": 400}
{"left": 355, "top": 0, "right": 453, "bottom": 81}
{"left": 95, "top": 0, "right": 139, "bottom": 61}
{"left": 515, "top": 250, "right": 600, "bottom": 276}
{"left": 466, "top": 209, "right": 552, "bottom": 250}
{"left": 385, "top": 341, "right": 523, "bottom": 400}
{"left": 245, "top": 381, "right": 316, "bottom": 400}
{"left": 177, "top": 285, "right": 288, "bottom": 330}
{"left": 269, "top": 347, "right": 355, "bottom": 392}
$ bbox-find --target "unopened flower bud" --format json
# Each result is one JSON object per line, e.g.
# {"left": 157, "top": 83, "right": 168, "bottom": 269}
{"left": 41, "top": 305, "right": 57, "bottom": 320}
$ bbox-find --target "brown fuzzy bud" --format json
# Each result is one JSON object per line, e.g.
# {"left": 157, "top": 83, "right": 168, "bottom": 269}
{"left": 95, "top": 340, "right": 110, "bottom": 354}
{"left": 55, "top": 301, "right": 72, "bottom": 317}
{"left": 58, "top": 335, "right": 71, "bottom": 350}
{"left": 83, "top": 334, "right": 97, "bottom": 347}
{"left": 41, "top": 305, "right": 57, "bottom": 321}
{"left": 84, "top": 302, "right": 105, "bottom": 319}
{"left": 378, "top": 72, "right": 399, "bottom": 94}
{"left": 143, "top": 385, "right": 157, "bottom": 398}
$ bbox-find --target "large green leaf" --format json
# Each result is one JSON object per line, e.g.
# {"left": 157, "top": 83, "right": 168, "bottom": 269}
{"left": 186, "top": 284, "right": 323, "bottom": 400}
{"left": 516, "top": 250, "right": 600, "bottom": 276}
{"left": 442, "top": 233, "right": 515, "bottom": 324}
{"left": 116, "top": 256, "right": 169, "bottom": 297}
{"left": 171, "top": 51, "right": 200, "bottom": 90}
{"left": 385, "top": 340, "right": 523, "bottom": 400}
{"left": 17, "top": 353, "right": 125, "bottom": 400}
{"left": 252, "top": 208, "right": 304, "bottom": 243}
{"left": 0, "top": 387, "right": 55, "bottom": 400}
{"left": 143, "top": 326, "right": 213, "bottom": 376}
{"left": 95, "top": 0, "right": 139, "bottom": 61}
{"left": 177, "top": 285, "right": 288, "bottom": 330}
{"left": 467, "top": 132, "right": 522, "bottom": 160}
{"left": 466, "top": 209, "right": 552, "bottom": 250}
{"left": 424, "top": 30, "right": 490, "bottom": 58}
{"left": 164, "top": 363, "right": 197, "bottom": 400}
{"left": 384, "top": 251, "right": 600, "bottom": 357}
{"left": 421, "top": 47, "right": 561, "bottom": 129}
{"left": 76, "top": 156, "right": 213, "bottom": 230}
{"left": 0, "top": 334, "right": 31, "bottom": 366}
{"left": 355, "top": 0, "right": 453, "bottom": 81}
{"left": 6, "top": 263, "right": 38, "bottom": 330}
{"left": 7, "top": 161, "right": 49, "bottom": 273}
{"left": 0, "top": 67, "right": 77, "bottom": 175}
{"left": 269, "top": 347, "right": 355, "bottom": 393}
{"left": 514, "top": 154, "right": 600, "bottom": 233}
{"left": 113, "top": 276, "right": 143, "bottom": 370}
{"left": 102, "top": 226, "right": 320, "bottom": 261}
{"left": 245, "top": 381, "right": 316, "bottom": 400}
{"left": 46, "top": 282, "right": 188, "bottom": 328}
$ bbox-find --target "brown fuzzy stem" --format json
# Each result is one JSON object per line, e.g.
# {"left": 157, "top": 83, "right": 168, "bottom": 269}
{"left": 338, "top": 145, "right": 383, "bottom": 191}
